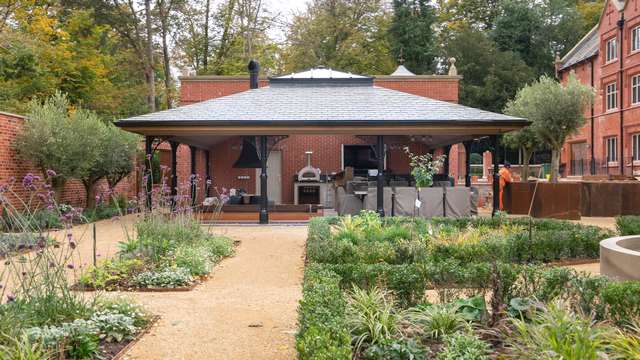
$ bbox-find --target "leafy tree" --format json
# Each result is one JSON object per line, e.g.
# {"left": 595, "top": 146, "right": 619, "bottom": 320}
{"left": 282, "top": 0, "right": 395, "bottom": 75}
{"left": 0, "top": 5, "right": 148, "bottom": 118}
{"left": 15, "top": 93, "right": 102, "bottom": 198}
{"left": 501, "top": 125, "right": 545, "bottom": 180}
{"left": 81, "top": 123, "right": 139, "bottom": 208}
{"left": 504, "top": 74, "right": 593, "bottom": 182}
{"left": 443, "top": 27, "right": 535, "bottom": 112}
{"left": 388, "top": 0, "right": 437, "bottom": 74}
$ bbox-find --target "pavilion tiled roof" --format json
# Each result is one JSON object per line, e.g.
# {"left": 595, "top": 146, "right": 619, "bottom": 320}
{"left": 116, "top": 78, "right": 525, "bottom": 127}
{"left": 559, "top": 26, "right": 599, "bottom": 71}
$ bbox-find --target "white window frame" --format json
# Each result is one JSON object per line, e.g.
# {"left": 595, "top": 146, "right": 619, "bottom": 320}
{"left": 633, "top": 75, "right": 640, "bottom": 105}
{"left": 633, "top": 26, "right": 640, "bottom": 52}
{"left": 606, "top": 136, "right": 618, "bottom": 163}
{"left": 606, "top": 82, "right": 618, "bottom": 110}
{"left": 632, "top": 133, "right": 640, "bottom": 162}
{"left": 606, "top": 37, "right": 618, "bottom": 62}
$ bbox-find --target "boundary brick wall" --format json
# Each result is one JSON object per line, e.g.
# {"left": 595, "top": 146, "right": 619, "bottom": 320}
{"left": 1, "top": 112, "right": 137, "bottom": 210}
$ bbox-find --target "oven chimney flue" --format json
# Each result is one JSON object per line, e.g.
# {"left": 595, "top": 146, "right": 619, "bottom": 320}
{"left": 248, "top": 60, "right": 260, "bottom": 89}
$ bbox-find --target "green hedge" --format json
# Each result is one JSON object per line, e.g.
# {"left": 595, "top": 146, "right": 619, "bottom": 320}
{"left": 307, "top": 216, "right": 612, "bottom": 266}
{"left": 296, "top": 265, "right": 352, "bottom": 360}
{"left": 313, "top": 260, "right": 639, "bottom": 325}
{"left": 616, "top": 215, "right": 640, "bottom": 236}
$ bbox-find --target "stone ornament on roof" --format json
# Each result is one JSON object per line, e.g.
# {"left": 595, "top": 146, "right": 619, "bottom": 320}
{"left": 448, "top": 58, "right": 457, "bottom": 76}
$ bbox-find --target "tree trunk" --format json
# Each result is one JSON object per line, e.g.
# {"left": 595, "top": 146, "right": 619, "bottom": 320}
{"left": 83, "top": 180, "right": 98, "bottom": 209}
{"left": 161, "top": 20, "right": 173, "bottom": 109}
{"left": 203, "top": 0, "right": 210, "bottom": 72}
{"left": 144, "top": 0, "right": 156, "bottom": 112}
{"left": 521, "top": 148, "right": 533, "bottom": 181}
{"left": 550, "top": 147, "right": 561, "bottom": 183}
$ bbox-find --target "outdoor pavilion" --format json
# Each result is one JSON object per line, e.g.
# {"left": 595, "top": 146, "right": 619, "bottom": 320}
{"left": 116, "top": 62, "right": 528, "bottom": 224}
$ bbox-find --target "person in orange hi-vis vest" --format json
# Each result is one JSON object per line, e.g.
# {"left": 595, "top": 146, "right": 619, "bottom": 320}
{"left": 498, "top": 162, "right": 513, "bottom": 211}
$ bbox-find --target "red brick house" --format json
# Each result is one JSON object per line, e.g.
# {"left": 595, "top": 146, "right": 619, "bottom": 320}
{"left": 557, "top": 0, "right": 640, "bottom": 177}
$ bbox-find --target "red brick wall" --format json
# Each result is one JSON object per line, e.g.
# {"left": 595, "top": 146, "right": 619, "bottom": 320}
{"left": 374, "top": 77, "right": 460, "bottom": 103}
{"left": 178, "top": 73, "right": 464, "bottom": 204}
{"left": 559, "top": 0, "right": 640, "bottom": 176}
{"left": 0, "top": 112, "right": 137, "bottom": 210}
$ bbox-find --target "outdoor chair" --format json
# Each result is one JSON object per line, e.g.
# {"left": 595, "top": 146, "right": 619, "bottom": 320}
{"left": 418, "top": 187, "right": 444, "bottom": 218}
{"left": 444, "top": 187, "right": 471, "bottom": 218}
{"left": 393, "top": 187, "right": 418, "bottom": 216}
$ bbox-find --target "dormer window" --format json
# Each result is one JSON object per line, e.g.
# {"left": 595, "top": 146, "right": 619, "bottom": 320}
{"left": 606, "top": 37, "right": 618, "bottom": 62}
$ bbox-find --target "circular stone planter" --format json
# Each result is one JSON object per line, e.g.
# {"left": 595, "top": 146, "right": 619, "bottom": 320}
{"left": 600, "top": 235, "right": 640, "bottom": 281}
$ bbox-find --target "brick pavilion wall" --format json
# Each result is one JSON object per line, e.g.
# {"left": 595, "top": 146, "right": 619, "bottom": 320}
{"left": 179, "top": 74, "right": 467, "bottom": 204}
{"left": 0, "top": 112, "right": 139, "bottom": 210}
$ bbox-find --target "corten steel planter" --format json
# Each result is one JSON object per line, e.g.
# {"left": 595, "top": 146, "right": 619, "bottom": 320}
{"left": 505, "top": 182, "right": 581, "bottom": 220}
{"left": 600, "top": 235, "right": 640, "bottom": 281}
{"left": 581, "top": 181, "right": 640, "bottom": 217}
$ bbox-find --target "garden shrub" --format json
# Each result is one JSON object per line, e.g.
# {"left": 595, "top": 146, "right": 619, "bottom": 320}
{"left": 77, "top": 258, "right": 146, "bottom": 290}
{"left": 296, "top": 265, "right": 351, "bottom": 360}
{"left": 437, "top": 333, "right": 490, "bottom": 360}
{"left": 363, "top": 338, "right": 428, "bottom": 359}
{"left": 600, "top": 281, "right": 640, "bottom": 325}
{"left": 616, "top": 215, "right": 640, "bottom": 236}
{"left": 131, "top": 267, "right": 193, "bottom": 288}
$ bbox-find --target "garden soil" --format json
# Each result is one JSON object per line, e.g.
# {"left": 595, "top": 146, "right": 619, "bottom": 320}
{"left": 120, "top": 225, "right": 307, "bottom": 360}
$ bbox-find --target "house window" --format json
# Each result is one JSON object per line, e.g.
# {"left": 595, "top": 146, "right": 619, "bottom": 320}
{"left": 633, "top": 133, "right": 640, "bottom": 161}
{"left": 606, "top": 82, "right": 618, "bottom": 110}
{"left": 606, "top": 37, "right": 618, "bottom": 62}
{"left": 633, "top": 26, "right": 640, "bottom": 52}
{"left": 633, "top": 75, "right": 640, "bottom": 104}
{"left": 606, "top": 137, "right": 618, "bottom": 163}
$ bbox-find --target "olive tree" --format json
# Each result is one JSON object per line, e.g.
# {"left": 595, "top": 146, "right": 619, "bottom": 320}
{"left": 16, "top": 92, "right": 139, "bottom": 208}
{"left": 501, "top": 124, "right": 545, "bottom": 181}
{"left": 15, "top": 92, "right": 102, "bottom": 199}
{"left": 82, "top": 124, "right": 139, "bottom": 208}
{"left": 504, "top": 74, "right": 593, "bottom": 182}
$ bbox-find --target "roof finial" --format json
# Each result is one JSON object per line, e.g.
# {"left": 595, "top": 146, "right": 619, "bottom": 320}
{"left": 398, "top": 48, "right": 405, "bottom": 65}
{"left": 448, "top": 57, "right": 457, "bottom": 76}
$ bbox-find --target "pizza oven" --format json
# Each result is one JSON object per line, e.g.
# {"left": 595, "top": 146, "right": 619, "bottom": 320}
{"left": 297, "top": 151, "right": 321, "bottom": 182}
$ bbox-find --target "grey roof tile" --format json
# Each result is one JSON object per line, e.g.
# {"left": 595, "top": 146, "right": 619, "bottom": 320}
{"left": 116, "top": 83, "right": 525, "bottom": 126}
{"left": 560, "top": 26, "right": 599, "bottom": 71}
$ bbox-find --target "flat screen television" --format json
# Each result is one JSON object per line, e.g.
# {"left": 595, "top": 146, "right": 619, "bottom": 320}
{"left": 343, "top": 145, "right": 378, "bottom": 170}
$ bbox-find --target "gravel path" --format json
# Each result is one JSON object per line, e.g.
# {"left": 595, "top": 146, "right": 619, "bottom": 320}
{"left": 121, "top": 225, "right": 307, "bottom": 360}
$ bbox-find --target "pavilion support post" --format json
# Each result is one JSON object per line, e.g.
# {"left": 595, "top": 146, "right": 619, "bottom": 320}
{"left": 463, "top": 141, "right": 472, "bottom": 187}
{"left": 376, "top": 135, "right": 385, "bottom": 217}
{"left": 169, "top": 141, "right": 179, "bottom": 208}
{"left": 205, "top": 150, "right": 211, "bottom": 197}
{"left": 491, "top": 135, "right": 500, "bottom": 217}
{"left": 144, "top": 136, "right": 154, "bottom": 210}
{"left": 259, "top": 136, "right": 269, "bottom": 224}
{"left": 443, "top": 145, "right": 452, "bottom": 177}
{"left": 189, "top": 145, "right": 197, "bottom": 207}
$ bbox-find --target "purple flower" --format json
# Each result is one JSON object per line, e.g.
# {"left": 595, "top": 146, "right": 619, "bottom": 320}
{"left": 146, "top": 154, "right": 152, "bottom": 160}
{"left": 69, "top": 241, "right": 76, "bottom": 250}
{"left": 66, "top": 264, "right": 74, "bottom": 269}
{"left": 6, "top": 294, "right": 15, "bottom": 303}
{"left": 46, "top": 169, "right": 57, "bottom": 177}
